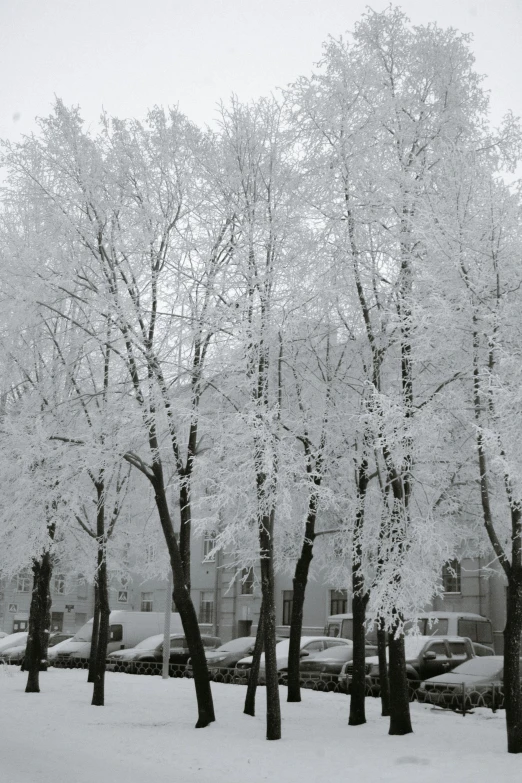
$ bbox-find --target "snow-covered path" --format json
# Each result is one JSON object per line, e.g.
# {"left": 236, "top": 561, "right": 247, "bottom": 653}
{"left": 0, "top": 666, "right": 519, "bottom": 783}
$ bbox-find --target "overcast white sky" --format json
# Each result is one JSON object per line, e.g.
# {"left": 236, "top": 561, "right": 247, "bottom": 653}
{"left": 1, "top": 0, "right": 521, "bottom": 140}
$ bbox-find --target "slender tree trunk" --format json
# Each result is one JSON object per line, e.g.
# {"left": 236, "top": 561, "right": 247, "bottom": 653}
{"left": 87, "top": 582, "right": 100, "bottom": 683}
{"left": 504, "top": 568, "right": 522, "bottom": 753}
{"left": 179, "top": 483, "right": 192, "bottom": 591}
{"left": 152, "top": 469, "right": 215, "bottom": 728}
{"left": 287, "top": 515, "right": 316, "bottom": 702}
{"left": 91, "top": 478, "right": 111, "bottom": 706}
{"left": 349, "top": 591, "right": 369, "bottom": 725}
{"left": 377, "top": 620, "right": 390, "bottom": 717}
{"left": 469, "top": 313, "right": 522, "bottom": 752}
{"left": 91, "top": 552, "right": 110, "bottom": 706}
{"left": 259, "top": 513, "right": 281, "bottom": 740}
{"left": 349, "top": 452, "right": 369, "bottom": 725}
{"left": 244, "top": 601, "right": 264, "bottom": 717}
{"left": 388, "top": 623, "right": 412, "bottom": 736}
{"left": 25, "top": 552, "right": 53, "bottom": 693}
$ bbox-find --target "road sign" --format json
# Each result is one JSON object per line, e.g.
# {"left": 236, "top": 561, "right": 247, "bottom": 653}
{"left": 118, "top": 591, "right": 128, "bottom": 603}
{"left": 8, "top": 604, "right": 17, "bottom": 613}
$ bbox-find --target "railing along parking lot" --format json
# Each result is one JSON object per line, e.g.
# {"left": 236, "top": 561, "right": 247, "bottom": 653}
{"left": 26, "top": 658, "right": 506, "bottom": 713}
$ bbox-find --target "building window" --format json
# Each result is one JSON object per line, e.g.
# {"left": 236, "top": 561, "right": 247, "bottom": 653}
{"left": 51, "top": 612, "right": 63, "bottom": 631}
{"left": 442, "top": 559, "right": 461, "bottom": 593}
{"left": 241, "top": 567, "right": 254, "bottom": 595}
{"left": 282, "top": 590, "right": 293, "bottom": 625}
{"left": 75, "top": 612, "right": 86, "bottom": 629}
{"left": 77, "top": 574, "right": 87, "bottom": 600}
{"left": 330, "top": 589, "right": 348, "bottom": 615}
{"left": 141, "top": 592, "right": 154, "bottom": 612}
{"left": 17, "top": 570, "right": 31, "bottom": 593}
{"left": 199, "top": 591, "right": 214, "bottom": 624}
{"left": 203, "top": 531, "right": 217, "bottom": 562}
{"left": 54, "top": 574, "right": 65, "bottom": 595}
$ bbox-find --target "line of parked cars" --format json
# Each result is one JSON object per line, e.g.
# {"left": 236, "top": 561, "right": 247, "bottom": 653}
{"left": 3, "top": 607, "right": 513, "bottom": 713}
{"left": 106, "top": 634, "right": 222, "bottom": 673}
{"left": 234, "top": 636, "right": 353, "bottom": 684}
{"left": 0, "top": 631, "right": 74, "bottom": 665}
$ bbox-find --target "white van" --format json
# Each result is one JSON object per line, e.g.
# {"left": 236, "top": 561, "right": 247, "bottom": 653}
{"left": 325, "top": 611, "right": 494, "bottom": 655}
{"left": 48, "top": 611, "right": 183, "bottom": 663}
{"left": 404, "top": 612, "right": 494, "bottom": 655}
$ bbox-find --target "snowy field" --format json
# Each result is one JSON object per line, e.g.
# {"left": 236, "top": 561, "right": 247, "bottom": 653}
{"left": 1, "top": 666, "right": 519, "bottom": 783}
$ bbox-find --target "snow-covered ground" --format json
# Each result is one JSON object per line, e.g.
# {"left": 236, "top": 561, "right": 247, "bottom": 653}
{"left": 0, "top": 666, "right": 519, "bottom": 783}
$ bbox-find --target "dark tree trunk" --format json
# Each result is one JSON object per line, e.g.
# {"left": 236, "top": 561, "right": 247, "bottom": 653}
{"left": 25, "top": 552, "right": 53, "bottom": 693}
{"left": 244, "top": 601, "right": 265, "bottom": 717}
{"left": 87, "top": 582, "right": 100, "bottom": 683}
{"left": 470, "top": 315, "right": 522, "bottom": 753}
{"left": 504, "top": 568, "right": 522, "bottom": 753}
{"left": 287, "top": 453, "right": 321, "bottom": 703}
{"left": 91, "top": 479, "right": 111, "bottom": 707}
{"left": 388, "top": 626, "right": 412, "bottom": 736}
{"left": 349, "top": 592, "right": 369, "bottom": 725}
{"left": 179, "top": 483, "right": 192, "bottom": 592}
{"left": 377, "top": 620, "right": 390, "bottom": 717}
{"left": 259, "top": 513, "right": 281, "bottom": 740}
{"left": 287, "top": 509, "right": 316, "bottom": 703}
{"left": 349, "top": 452, "right": 369, "bottom": 725}
{"left": 91, "top": 553, "right": 110, "bottom": 706}
{"left": 152, "top": 468, "right": 215, "bottom": 728}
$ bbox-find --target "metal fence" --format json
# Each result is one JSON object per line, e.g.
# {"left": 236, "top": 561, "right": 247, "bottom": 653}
{"left": 22, "top": 658, "right": 504, "bottom": 714}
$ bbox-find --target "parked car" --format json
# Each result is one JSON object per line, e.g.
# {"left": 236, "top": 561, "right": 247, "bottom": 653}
{"left": 298, "top": 642, "right": 354, "bottom": 689}
{"left": 0, "top": 632, "right": 28, "bottom": 657}
{"left": 324, "top": 614, "right": 378, "bottom": 655}
{"left": 107, "top": 633, "right": 221, "bottom": 674}
{"left": 49, "top": 611, "right": 183, "bottom": 664}
{"left": 404, "top": 612, "right": 494, "bottom": 657}
{"left": 1, "top": 632, "right": 74, "bottom": 665}
{"left": 325, "top": 611, "right": 494, "bottom": 657}
{"left": 419, "top": 656, "right": 521, "bottom": 709}
{"left": 186, "top": 636, "right": 256, "bottom": 680}
{"left": 339, "top": 635, "right": 475, "bottom": 694}
{"left": 235, "top": 636, "right": 352, "bottom": 684}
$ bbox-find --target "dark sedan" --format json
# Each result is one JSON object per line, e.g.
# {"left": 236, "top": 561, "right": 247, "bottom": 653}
{"left": 1, "top": 632, "right": 73, "bottom": 665}
{"left": 107, "top": 633, "right": 221, "bottom": 674}
{"left": 419, "top": 656, "right": 522, "bottom": 710}
{"left": 186, "top": 636, "right": 257, "bottom": 681}
{"left": 298, "top": 643, "right": 354, "bottom": 690}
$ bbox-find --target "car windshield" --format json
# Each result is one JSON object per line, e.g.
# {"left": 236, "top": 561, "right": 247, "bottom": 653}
{"left": 73, "top": 623, "right": 93, "bottom": 643}
{"left": 309, "top": 646, "right": 352, "bottom": 661}
{"left": 403, "top": 637, "right": 436, "bottom": 660}
{"left": 405, "top": 618, "right": 449, "bottom": 636}
{"left": 134, "top": 634, "right": 164, "bottom": 650}
{"left": 275, "top": 640, "right": 290, "bottom": 656}
{"left": 48, "top": 635, "right": 70, "bottom": 648}
{"left": 451, "top": 658, "right": 504, "bottom": 677}
{"left": 213, "top": 637, "right": 255, "bottom": 653}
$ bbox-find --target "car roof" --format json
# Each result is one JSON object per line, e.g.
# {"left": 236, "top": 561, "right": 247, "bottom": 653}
{"left": 299, "top": 636, "right": 350, "bottom": 644}
{"left": 413, "top": 612, "right": 487, "bottom": 620}
{"left": 404, "top": 635, "right": 471, "bottom": 642}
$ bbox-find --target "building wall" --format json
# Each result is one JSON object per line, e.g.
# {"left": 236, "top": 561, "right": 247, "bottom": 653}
{"left": 0, "top": 571, "right": 95, "bottom": 635}
{"left": 1, "top": 537, "right": 508, "bottom": 650}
